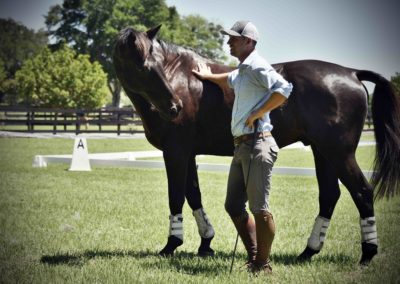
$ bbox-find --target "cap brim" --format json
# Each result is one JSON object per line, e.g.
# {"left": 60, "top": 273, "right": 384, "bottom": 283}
{"left": 220, "top": 29, "right": 242, "bottom": 37}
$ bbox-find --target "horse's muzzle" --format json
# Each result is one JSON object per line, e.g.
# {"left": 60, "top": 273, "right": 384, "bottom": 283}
{"left": 170, "top": 99, "right": 183, "bottom": 118}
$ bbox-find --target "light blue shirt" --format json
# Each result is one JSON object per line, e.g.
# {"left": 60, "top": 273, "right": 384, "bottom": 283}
{"left": 227, "top": 50, "right": 293, "bottom": 137}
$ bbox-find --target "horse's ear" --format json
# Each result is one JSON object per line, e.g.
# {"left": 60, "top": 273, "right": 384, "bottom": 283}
{"left": 146, "top": 24, "right": 162, "bottom": 40}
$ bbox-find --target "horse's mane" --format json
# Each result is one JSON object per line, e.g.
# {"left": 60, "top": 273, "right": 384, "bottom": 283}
{"left": 147, "top": 38, "right": 218, "bottom": 80}
{"left": 118, "top": 27, "right": 217, "bottom": 68}
{"left": 157, "top": 38, "right": 213, "bottom": 65}
{"left": 116, "top": 28, "right": 151, "bottom": 61}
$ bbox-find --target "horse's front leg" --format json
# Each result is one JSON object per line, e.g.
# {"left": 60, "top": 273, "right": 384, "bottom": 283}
{"left": 159, "top": 147, "right": 189, "bottom": 256}
{"left": 185, "top": 156, "right": 215, "bottom": 257}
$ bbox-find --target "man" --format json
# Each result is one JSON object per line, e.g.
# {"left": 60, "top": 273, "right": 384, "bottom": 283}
{"left": 192, "top": 21, "right": 292, "bottom": 275}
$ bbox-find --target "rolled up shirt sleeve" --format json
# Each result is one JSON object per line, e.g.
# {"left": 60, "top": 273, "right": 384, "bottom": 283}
{"left": 256, "top": 68, "right": 293, "bottom": 99}
{"left": 227, "top": 69, "right": 238, "bottom": 89}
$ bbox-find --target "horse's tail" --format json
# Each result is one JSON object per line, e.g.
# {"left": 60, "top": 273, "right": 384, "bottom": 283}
{"left": 356, "top": 70, "right": 400, "bottom": 198}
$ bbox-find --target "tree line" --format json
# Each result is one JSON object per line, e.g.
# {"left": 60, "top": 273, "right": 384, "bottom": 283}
{"left": 1, "top": 0, "right": 399, "bottom": 109}
{"left": 0, "top": 0, "right": 226, "bottom": 109}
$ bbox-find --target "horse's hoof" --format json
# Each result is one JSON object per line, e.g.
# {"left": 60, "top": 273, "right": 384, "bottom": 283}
{"left": 197, "top": 236, "right": 215, "bottom": 257}
{"left": 359, "top": 242, "right": 378, "bottom": 266}
{"left": 159, "top": 236, "right": 183, "bottom": 257}
{"left": 297, "top": 246, "right": 319, "bottom": 262}
{"left": 198, "top": 247, "right": 215, "bottom": 257}
{"left": 159, "top": 249, "right": 173, "bottom": 257}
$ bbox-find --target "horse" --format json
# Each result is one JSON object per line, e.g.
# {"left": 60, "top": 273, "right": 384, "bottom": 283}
{"left": 113, "top": 25, "right": 400, "bottom": 264}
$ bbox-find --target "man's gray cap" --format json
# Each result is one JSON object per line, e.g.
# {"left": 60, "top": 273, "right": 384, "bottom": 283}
{"left": 220, "top": 21, "right": 259, "bottom": 42}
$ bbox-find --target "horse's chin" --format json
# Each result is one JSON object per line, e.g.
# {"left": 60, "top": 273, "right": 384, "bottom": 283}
{"left": 150, "top": 102, "right": 182, "bottom": 122}
{"left": 157, "top": 110, "right": 180, "bottom": 122}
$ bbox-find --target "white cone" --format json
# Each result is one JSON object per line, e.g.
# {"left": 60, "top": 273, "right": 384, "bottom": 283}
{"left": 69, "top": 137, "right": 91, "bottom": 171}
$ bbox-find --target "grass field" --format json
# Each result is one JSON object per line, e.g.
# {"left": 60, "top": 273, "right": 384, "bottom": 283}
{"left": 0, "top": 124, "right": 145, "bottom": 133}
{"left": 0, "top": 136, "right": 399, "bottom": 283}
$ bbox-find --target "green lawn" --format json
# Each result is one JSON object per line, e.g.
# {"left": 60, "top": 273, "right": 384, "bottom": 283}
{"left": 191, "top": 146, "right": 375, "bottom": 171}
{"left": 139, "top": 133, "right": 375, "bottom": 171}
{"left": 0, "top": 124, "right": 144, "bottom": 133}
{"left": 0, "top": 137, "right": 398, "bottom": 283}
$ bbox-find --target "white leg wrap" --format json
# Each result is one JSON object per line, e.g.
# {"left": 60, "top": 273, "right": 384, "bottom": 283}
{"left": 193, "top": 208, "right": 215, "bottom": 239}
{"left": 169, "top": 214, "right": 183, "bottom": 241}
{"left": 360, "top": 216, "right": 378, "bottom": 245}
{"left": 307, "top": 216, "right": 330, "bottom": 251}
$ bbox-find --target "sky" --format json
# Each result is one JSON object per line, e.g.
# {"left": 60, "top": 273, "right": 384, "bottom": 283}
{"left": 0, "top": 0, "right": 399, "bottom": 82}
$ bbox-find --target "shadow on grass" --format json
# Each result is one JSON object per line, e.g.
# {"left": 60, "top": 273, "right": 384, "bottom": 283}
{"left": 41, "top": 249, "right": 159, "bottom": 266}
{"left": 41, "top": 249, "right": 354, "bottom": 274}
{"left": 271, "top": 252, "right": 354, "bottom": 265}
{"left": 40, "top": 249, "right": 238, "bottom": 275}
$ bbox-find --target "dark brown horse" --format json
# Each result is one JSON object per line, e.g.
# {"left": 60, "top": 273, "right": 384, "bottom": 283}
{"left": 113, "top": 25, "right": 400, "bottom": 264}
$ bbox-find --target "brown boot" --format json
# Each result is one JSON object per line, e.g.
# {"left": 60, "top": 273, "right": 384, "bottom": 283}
{"left": 230, "top": 213, "right": 257, "bottom": 264}
{"left": 250, "top": 210, "right": 275, "bottom": 275}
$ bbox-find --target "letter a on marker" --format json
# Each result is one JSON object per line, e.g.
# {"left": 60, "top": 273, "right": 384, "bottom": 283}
{"left": 69, "top": 137, "right": 91, "bottom": 171}
{"left": 77, "top": 139, "right": 85, "bottom": 149}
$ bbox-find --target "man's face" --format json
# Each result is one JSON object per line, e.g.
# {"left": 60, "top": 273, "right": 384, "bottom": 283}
{"left": 227, "top": 36, "right": 248, "bottom": 58}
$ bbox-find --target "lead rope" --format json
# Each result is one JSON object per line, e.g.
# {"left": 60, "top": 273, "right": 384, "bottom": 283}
{"left": 230, "top": 119, "right": 259, "bottom": 274}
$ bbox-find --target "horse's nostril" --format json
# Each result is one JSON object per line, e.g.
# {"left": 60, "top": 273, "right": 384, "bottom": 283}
{"left": 170, "top": 99, "right": 183, "bottom": 117}
{"left": 170, "top": 105, "right": 179, "bottom": 117}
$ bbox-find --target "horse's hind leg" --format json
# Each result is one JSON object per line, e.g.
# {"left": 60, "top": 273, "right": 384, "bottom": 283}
{"left": 334, "top": 153, "right": 377, "bottom": 265}
{"left": 185, "top": 156, "right": 215, "bottom": 257}
{"left": 298, "top": 145, "right": 341, "bottom": 261}
{"left": 306, "top": 142, "right": 377, "bottom": 265}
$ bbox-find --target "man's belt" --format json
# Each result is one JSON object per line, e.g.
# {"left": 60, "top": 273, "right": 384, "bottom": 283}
{"left": 234, "top": 131, "right": 272, "bottom": 147}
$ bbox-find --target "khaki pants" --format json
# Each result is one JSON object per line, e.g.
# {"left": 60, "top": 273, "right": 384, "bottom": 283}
{"left": 225, "top": 136, "right": 279, "bottom": 217}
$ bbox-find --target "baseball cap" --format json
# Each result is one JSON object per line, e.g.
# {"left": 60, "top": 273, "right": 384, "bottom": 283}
{"left": 220, "top": 21, "right": 259, "bottom": 42}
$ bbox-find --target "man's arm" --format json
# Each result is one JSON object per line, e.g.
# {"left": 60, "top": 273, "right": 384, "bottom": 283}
{"left": 192, "top": 62, "right": 230, "bottom": 90}
{"left": 246, "top": 67, "right": 292, "bottom": 129}
{"left": 245, "top": 92, "right": 287, "bottom": 129}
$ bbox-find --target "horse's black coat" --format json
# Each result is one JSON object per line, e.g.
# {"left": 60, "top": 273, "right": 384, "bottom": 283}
{"left": 113, "top": 26, "right": 400, "bottom": 262}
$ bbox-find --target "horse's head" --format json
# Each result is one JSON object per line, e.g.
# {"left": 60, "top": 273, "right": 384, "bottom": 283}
{"left": 113, "top": 25, "right": 183, "bottom": 120}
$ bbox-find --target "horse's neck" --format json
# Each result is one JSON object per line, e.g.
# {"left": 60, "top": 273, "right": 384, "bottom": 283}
{"left": 156, "top": 40, "right": 235, "bottom": 119}
{"left": 158, "top": 40, "right": 212, "bottom": 74}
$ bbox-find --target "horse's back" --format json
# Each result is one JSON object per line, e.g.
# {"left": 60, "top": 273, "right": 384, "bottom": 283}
{"left": 271, "top": 60, "right": 368, "bottom": 148}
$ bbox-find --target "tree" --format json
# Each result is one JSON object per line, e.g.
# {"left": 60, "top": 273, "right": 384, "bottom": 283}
{"left": 0, "top": 18, "right": 47, "bottom": 104}
{"left": 45, "top": 0, "right": 225, "bottom": 106}
{"left": 15, "top": 46, "right": 108, "bottom": 108}
{"left": 175, "top": 15, "right": 226, "bottom": 62}
{"left": 391, "top": 72, "right": 400, "bottom": 97}
{"left": 0, "top": 58, "right": 6, "bottom": 98}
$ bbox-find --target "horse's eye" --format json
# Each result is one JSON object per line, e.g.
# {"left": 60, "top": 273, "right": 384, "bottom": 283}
{"left": 149, "top": 46, "right": 153, "bottom": 54}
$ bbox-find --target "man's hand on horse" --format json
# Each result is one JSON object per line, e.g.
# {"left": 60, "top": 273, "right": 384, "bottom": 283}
{"left": 192, "top": 62, "right": 212, "bottom": 80}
